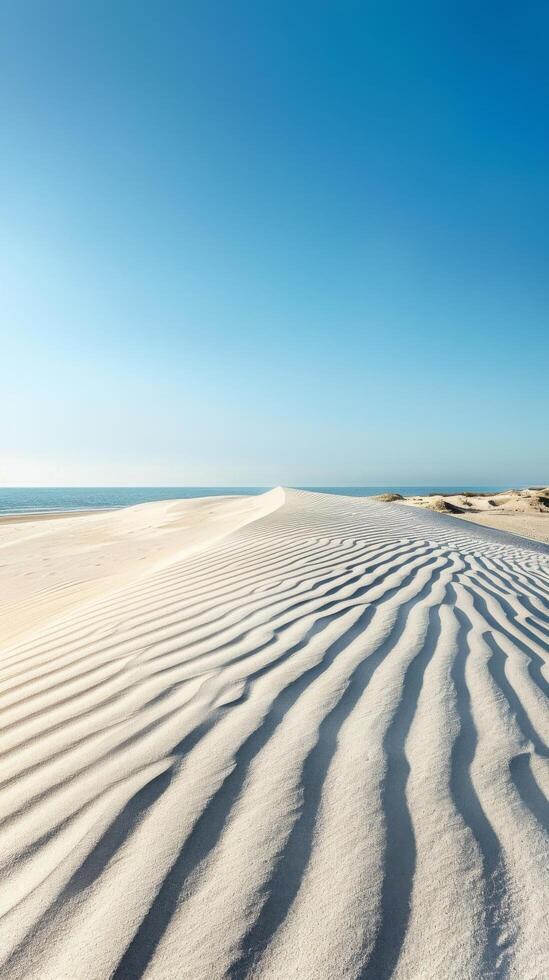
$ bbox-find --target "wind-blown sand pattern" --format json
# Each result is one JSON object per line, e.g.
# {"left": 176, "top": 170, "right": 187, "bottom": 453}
{"left": 0, "top": 489, "right": 548, "bottom": 979}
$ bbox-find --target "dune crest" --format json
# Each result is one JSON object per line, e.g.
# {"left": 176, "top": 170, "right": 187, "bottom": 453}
{"left": 0, "top": 488, "right": 547, "bottom": 979}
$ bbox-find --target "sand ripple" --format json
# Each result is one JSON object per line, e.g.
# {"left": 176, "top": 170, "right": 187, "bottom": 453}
{"left": 0, "top": 489, "right": 547, "bottom": 979}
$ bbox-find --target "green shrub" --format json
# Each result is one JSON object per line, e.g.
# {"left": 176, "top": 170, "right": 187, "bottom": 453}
{"left": 373, "top": 492, "right": 404, "bottom": 502}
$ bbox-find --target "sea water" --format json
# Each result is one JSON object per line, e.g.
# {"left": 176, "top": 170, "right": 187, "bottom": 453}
{"left": 0, "top": 486, "right": 507, "bottom": 516}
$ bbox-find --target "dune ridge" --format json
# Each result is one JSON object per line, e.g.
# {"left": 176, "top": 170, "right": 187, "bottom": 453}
{"left": 0, "top": 488, "right": 547, "bottom": 979}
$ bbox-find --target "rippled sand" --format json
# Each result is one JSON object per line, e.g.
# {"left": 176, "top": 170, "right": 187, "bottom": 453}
{"left": 0, "top": 489, "right": 547, "bottom": 979}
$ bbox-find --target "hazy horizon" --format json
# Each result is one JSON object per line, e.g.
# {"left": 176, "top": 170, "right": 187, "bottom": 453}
{"left": 0, "top": 484, "right": 531, "bottom": 518}
{"left": 0, "top": 482, "right": 541, "bottom": 492}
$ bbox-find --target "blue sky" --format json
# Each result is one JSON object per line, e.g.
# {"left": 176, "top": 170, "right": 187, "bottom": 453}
{"left": 2, "top": 1, "right": 547, "bottom": 486}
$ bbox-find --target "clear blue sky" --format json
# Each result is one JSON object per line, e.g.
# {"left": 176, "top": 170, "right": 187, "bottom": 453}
{"left": 2, "top": 1, "right": 547, "bottom": 486}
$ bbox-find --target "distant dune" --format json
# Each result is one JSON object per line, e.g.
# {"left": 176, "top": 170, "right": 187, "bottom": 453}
{"left": 0, "top": 489, "right": 547, "bottom": 978}
{"left": 394, "top": 487, "right": 549, "bottom": 545}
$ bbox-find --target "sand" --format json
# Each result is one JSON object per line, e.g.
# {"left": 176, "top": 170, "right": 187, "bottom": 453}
{"left": 0, "top": 509, "right": 115, "bottom": 525}
{"left": 393, "top": 488, "right": 549, "bottom": 546}
{"left": 0, "top": 488, "right": 547, "bottom": 979}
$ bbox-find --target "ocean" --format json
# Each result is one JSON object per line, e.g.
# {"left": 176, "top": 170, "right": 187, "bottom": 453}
{"left": 0, "top": 486, "right": 507, "bottom": 516}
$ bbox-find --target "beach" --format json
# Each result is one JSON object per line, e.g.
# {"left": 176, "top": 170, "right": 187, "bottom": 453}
{"left": 391, "top": 488, "right": 549, "bottom": 546}
{"left": 0, "top": 509, "right": 114, "bottom": 526}
{"left": 0, "top": 488, "right": 547, "bottom": 978}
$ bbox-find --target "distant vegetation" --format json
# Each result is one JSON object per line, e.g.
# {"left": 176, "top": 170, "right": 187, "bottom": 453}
{"left": 428, "top": 498, "right": 463, "bottom": 514}
{"left": 430, "top": 490, "right": 494, "bottom": 498}
{"left": 373, "top": 492, "right": 404, "bottom": 502}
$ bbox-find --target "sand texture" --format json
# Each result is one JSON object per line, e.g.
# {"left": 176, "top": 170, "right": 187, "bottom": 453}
{"left": 396, "top": 488, "right": 549, "bottom": 546}
{"left": 0, "top": 488, "right": 548, "bottom": 979}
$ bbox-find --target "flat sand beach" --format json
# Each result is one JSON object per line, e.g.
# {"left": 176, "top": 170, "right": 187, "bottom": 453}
{"left": 0, "top": 489, "right": 547, "bottom": 979}
{"left": 0, "top": 509, "right": 116, "bottom": 527}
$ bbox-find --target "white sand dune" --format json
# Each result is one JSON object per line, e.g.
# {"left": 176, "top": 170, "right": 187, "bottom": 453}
{"left": 0, "top": 488, "right": 547, "bottom": 979}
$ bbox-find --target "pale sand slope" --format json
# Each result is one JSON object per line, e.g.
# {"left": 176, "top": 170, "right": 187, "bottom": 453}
{"left": 0, "top": 493, "right": 281, "bottom": 646}
{"left": 0, "top": 490, "right": 547, "bottom": 980}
